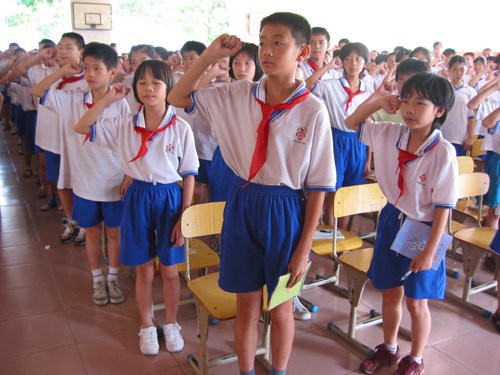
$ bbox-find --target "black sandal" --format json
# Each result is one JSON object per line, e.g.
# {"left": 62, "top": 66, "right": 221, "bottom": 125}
{"left": 492, "top": 312, "right": 500, "bottom": 333}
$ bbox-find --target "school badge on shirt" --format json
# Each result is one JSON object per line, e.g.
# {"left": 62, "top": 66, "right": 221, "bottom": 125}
{"left": 294, "top": 127, "right": 307, "bottom": 145}
{"left": 417, "top": 173, "right": 427, "bottom": 186}
{"left": 166, "top": 143, "right": 174, "bottom": 154}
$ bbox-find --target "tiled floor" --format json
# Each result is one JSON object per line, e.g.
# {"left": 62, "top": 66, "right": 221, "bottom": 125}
{"left": 0, "top": 126, "right": 499, "bottom": 375}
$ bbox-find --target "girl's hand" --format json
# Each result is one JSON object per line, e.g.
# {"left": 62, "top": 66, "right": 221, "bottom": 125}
{"left": 206, "top": 34, "right": 243, "bottom": 60}
{"left": 380, "top": 94, "right": 401, "bottom": 114}
{"left": 463, "top": 136, "right": 474, "bottom": 151}
{"left": 286, "top": 244, "right": 309, "bottom": 288}
{"left": 170, "top": 219, "right": 184, "bottom": 248}
{"left": 106, "top": 84, "right": 130, "bottom": 104}
{"left": 410, "top": 250, "right": 434, "bottom": 272}
{"left": 119, "top": 175, "right": 132, "bottom": 200}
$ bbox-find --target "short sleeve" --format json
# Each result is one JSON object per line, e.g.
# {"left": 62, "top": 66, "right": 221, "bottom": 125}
{"left": 39, "top": 88, "right": 68, "bottom": 114}
{"left": 177, "top": 124, "right": 200, "bottom": 177}
{"left": 432, "top": 148, "right": 458, "bottom": 208}
{"left": 304, "top": 108, "right": 336, "bottom": 191}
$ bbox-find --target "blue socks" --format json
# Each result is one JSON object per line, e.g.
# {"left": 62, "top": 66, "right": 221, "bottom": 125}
{"left": 240, "top": 371, "right": 255, "bottom": 375}
{"left": 271, "top": 368, "right": 286, "bottom": 375}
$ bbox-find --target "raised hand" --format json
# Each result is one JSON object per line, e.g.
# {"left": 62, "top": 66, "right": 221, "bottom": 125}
{"left": 61, "top": 62, "right": 83, "bottom": 76}
{"left": 106, "top": 84, "right": 130, "bottom": 104}
{"left": 206, "top": 34, "right": 243, "bottom": 60}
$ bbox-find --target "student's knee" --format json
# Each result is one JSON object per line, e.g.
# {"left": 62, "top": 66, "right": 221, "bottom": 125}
{"left": 160, "top": 263, "right": 179, "bottom": 282}
{"left": 85, "top": 225, "right": 102, "bottom": 242}
{"left": 382, "top": 287, "right": 404, "bottom": 307}
{"left": 269, "top": 299, "right": 293, "bottom": 323}
{"left": 106, "top": 226, "right": 120, "bottom": 241}
{"left": 136, "top": 261, "right": 155, "bottom": 282}
{"left": 237, "top": 292, "right": 263, "bottom": 324}
{"left": 406, "top": 297, "right": 429, "bottom": 317}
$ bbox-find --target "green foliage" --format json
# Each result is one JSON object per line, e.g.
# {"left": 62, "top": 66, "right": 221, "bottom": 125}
{"left": 6, "top": 0, "right": 65, "bottom": 38}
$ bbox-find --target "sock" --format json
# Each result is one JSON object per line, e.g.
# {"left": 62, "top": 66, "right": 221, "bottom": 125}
{"left": 91, "top": 268, "right": 104, "bottom": 284}
{"left": 411, "top": 355, "right": 423, "bottom": 364}
{"left": 240, "top": 370, "right": 255, "bottom": 375}
{"left": 107, "top": 267, "right": 119, "bottom": 282}
{"left": 271, "top": 368, "right": 286, "bottom": 375}
{"left": 384, "top": 343, "right": 398, "bottom": 354}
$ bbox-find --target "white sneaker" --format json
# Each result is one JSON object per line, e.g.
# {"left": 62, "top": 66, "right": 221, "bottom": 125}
{"left": 293, "top": 296, "right": 311, "bottom": 321}
{"left": 107, "top": 279, "right": 125, "bottom": 304}
{"left": 138, "top": 326, "right": 159, "bottom": 355}
{"left": 60, "top": 221, "right": 77, "bottom": 244}
{"left": 73, "top": 226, "right": 86, "bottom": 246}
{"left": 163, "top": 322, "right": 184, "bottom": 352}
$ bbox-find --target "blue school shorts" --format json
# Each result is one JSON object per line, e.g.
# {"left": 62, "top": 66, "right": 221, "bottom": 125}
{"left": 332, "top": 128, "right": 367, "bottom": 190}
{"left": 218, "top": 177, "right": 306, "bottom": 297}
{"left": 44, "top": 150, "right": 61, "bottom": 182}
{"left": 484, "top": 152, "right": 500, "bottom": 209}
{"left": 120, "top": 179, "right": 184, "bottom": 267}
{"left": 209, "top": 146, "right": 237, "bottom": 202}
{"left": 10, "top": 104, "right": 20, "bottom": 126}
{"left": 195, "top": 159, "right": 211, "bottom": 185}
{"left": 73, "top": 193, "right": 123, "bottom": 228}
{"left": 451, "top": 143, "right": 466, "bottom": 157}
{"left": 24, "top": 110, "right": 37, "bottom": 153}
{"left": 367, "top": 203, "right": 446, "bottom": 299}
{"left": 490, "top": 230, "right": 500, "bottom": 254}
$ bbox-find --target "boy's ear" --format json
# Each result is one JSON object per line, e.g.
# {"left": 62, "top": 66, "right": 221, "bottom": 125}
{"left": 297, "top": 44, "right": 311, "bottom": 63}
{"left": 435, "top": 106, "right": 446, "bottom": 118}
{"left": 109, "top": 67, "right": 117, "bottom": 80}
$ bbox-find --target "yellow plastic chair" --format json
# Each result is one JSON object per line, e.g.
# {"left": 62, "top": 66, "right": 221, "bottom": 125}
{"left": 315, "top": 184, "right": 410, "bottom": 354}
{"left": 305, "top": 183, "right": 381, "bottom": 294}
{"left": 182, "top": 202, "right": 271, "bottom": 375}
{"left": 467, "top": 138, "right": 486, "bottom": 171}
{"left": 447, "top": 173, "right": 498, "bottom": 316}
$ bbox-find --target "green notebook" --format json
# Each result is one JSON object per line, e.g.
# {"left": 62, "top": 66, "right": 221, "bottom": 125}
{"left": 265, "top": 262, "right": 311, "bottom": 311}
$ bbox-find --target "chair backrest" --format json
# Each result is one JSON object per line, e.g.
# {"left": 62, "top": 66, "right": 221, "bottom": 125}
{"left": 456, "top": 172, "right": 490, "bottom": 199}
{"left": 469, "top": 138, "right": 486, "bottom": 157}
{"left": 457, "top": 156, "right": 474, "bottom": 175}
{"left": 333, "top": 183, "right": 387, "bottom": 218}
{"left": 181, "top": 202, "right": 225, "bottom": 238}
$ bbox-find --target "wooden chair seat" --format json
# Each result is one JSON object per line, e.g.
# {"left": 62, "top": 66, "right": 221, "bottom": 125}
{"left": 312, "top": 227, "right": 363, "bottom": 256}
{"left": 187, "top": 272, "right": 236, "bottom": 321}
{"left": 339, "top": 248, "right": 373, "bottom": 273}
{"left": 454, "top": 227, "right": 496, "bottom": 252}
{"left": 177, "top": 239, "right": 220, "bottom": 273}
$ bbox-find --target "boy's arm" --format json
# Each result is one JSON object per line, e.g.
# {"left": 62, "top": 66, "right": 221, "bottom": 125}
{"left": 170, "top": 175, "right": 195, "bottom": 247}
{"left": 31, "top": 63, "right": 82, "bottom": 98}
{"left": 74, "top": 84, "right": 130, "bottom": 135}
{"left": 287, "top": 190, "right": 325, "bottom": 288}
{"left": 10, "top": 48, "right": 55, "bottom": 81}
{"left": 482, "top": 107, "right": 500, "bottom": 131}
{"left": 305, "top": 60, "right": 340, "bottom": 90}
{"left": 345, "top": 94, "right": 400, "bottom": 131}
{"left": 468, "top": 75, "right": 500, "bottom": 110}
{"left": 409, "top": 208, "right": 449, "bottom": 272}
{"left": 168, "top": 34, "right": 242, "bottom": 109}
{"left": 196, "top": 62, "right": 228, "bottom": 89}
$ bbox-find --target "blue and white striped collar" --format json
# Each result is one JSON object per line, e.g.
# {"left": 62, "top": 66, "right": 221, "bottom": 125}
{"left": 396, "top": 128, "right": 441, "bottom": 157}
{"left": 133, "top": 105, "right": 176, "bottom": 129}
{"left": 339, "top": 76, "right": 367, "bottom": 92}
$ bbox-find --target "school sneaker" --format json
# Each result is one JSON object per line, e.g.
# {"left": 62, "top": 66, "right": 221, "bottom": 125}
{"left": 60, "top": 220, "right": 77, "bottom": 244}
{"left": 40, "top": 197, "right": 56, "bottom": 211}
{"left": 393, "top": 356, "right": 424, "bottom": 375}
{"left": 92, "top": 280, "right": 109, "bottom": 306}
{"left": 360, "top": 344, "right": 400, "bottom": 374}
{"left": 293, "top": 296, "right": 311, "bottom": 320}
{"left": 138, "top": 326, "right": 159, "bottom": 355}
{"left": 163, "top": 322, "right": 184, "bottom": 352}
{"left": 73, "top": 226, "right": 86, "bottom": 246}
{"left": 107, "top": 279, "right": 126, "bottom": 304}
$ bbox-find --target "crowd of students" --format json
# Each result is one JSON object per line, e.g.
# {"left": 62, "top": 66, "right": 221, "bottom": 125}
{"left": 0, "top": 11, "right": 499, "bottom": 375}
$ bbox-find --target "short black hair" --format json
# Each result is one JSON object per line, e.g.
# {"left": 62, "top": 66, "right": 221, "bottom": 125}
{"left": 338, "top": 38, "right": 350, "bottom": 45}
{"left": 375, "top": 53, "right": 388, "bottom": 65}
{"left": 443, "top": 48, "right": 456, "bottom": 57}
{"left": 463, "top": 52, "right": 475, "bottom": 59}
{"left": 339, "top": 42, "right": 369, "bottom": 63}
{"left": 129, "top": 44, "right": 157, "bottom": 61}
{"left": 39, "top": 39, "right": 55, "bottom": 48}
{"left": 61, "top": 32, "right": 85, "bottom": 50}
{"left": 83, "top": 43, "right": 118, "bottom": 70}
{"left": 494, "top": 54, "right": 500, "bottom": 65}
{"left": 396, "top": 48, "right": 411, "bottom": 62}
{"left": 409, "top": 47, "right": 432, "bottom": 63}
{"left": 433, "top": 41, "right": 442, "bottom": 48}
{"left": 311, "top": 27, "right": 330, "bottom": 43}
{"left": 155, "top": 46, "right": 169, "bottom": 61}
{"left": 395, "top": 58, "right": 430, "bottom": 82}
{"left": 229, "top": 42, "right": 263, "bottom": 81}
{"left": 180, "top": 41, "right": 206, "bottom": 57}
{"left": 401, "top": 72, "right": 455, "bottom": 130}
{"left": 132, "top": 60, "right": 173, "bottom": 109}
{"left": 473, "top": 56, "right": 486, "bottom": 65}
{"left": 9, "top": 42, "right": 19, "bottom": 48}
{"left": 448, "top": 55, "right": 466, "bottom": 70}
{"left": 260, "top": 12, "right": 311, "bottom": 46}
{"left": 14, "top": 48, "right": 26, "bottom": 54}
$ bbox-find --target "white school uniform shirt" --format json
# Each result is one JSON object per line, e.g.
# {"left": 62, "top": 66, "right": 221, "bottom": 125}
{"left": 359, "top": 122, "right": 458, "bottom": 222}
{"left": 187, "top": 77, "right": 336, "bottom": 191}
{"left": 440, "top": 84, "right": 477, "bottom": 144}
{"left": 40, "top": 90, "right": 127, "bottom": 201}
{"left": 312, "top": 76, "right": 373, "bottom": 132}
{"left": 7, "top": 83, "right": 20, "bottom": 105}
{"left": 175, "top": 106, "right": 218, "bottom": 161}
{"left": 298, "top": 59, "right": 339, "bottom": 81}
{"left": 373, "top": 73, "right": 385, "bottom": 90}
{"left": 476, "top": 91, "right": 500, "bottom": 152}
{"left": 122, "top": 73, "right": 141, "bottom": 115}
{"left": 27, "top": 68, "right": 87, "bottom": 154}
{"left": 90, "top": 105, "right": 199, "bottom": 184}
